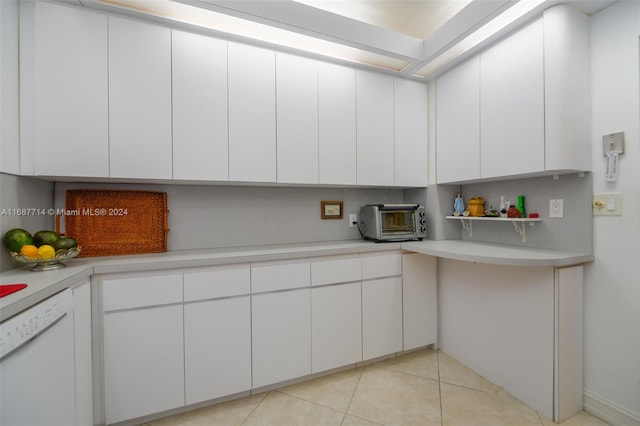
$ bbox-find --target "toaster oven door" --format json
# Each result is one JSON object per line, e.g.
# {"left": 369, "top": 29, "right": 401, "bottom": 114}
{"left": 380, "top": 210, "right": 416, "bottom": 237}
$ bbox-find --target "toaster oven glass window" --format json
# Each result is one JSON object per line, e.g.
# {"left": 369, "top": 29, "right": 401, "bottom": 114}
{"left": 380, "top": 211, "right": 415, "bottom": 236}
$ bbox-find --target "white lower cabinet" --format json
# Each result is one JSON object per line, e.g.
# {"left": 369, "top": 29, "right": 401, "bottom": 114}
{"left": 183, "top": 265, "right": 251, "bottom": 405}
{"left": 97, "top": 251, "right": 431, "bottom": 423}
{"left": 361, "top": 251, "right": 404, "bottom": 360}
{"left": 402, "top": 253, "right": 437, "bottom": 351}
{"left": 103, "top": 305, "right": 184, "bottom": 424}
{"left": 362, "top": 277, "right": 403, "bottom": 360}
{"left": 184, "top": 297, "right": 251, "bottom": 404}
{"left": 312, "top": 282, "right": 362, "bottom": 373}
{"left": 310, "top": 255, "right": 362, "bottom": 373}
{"left": 101, "top": 273, "right": 185, "bottom": 424}
{"left": 72, "top": 281, "right": 93, "bottom": 426}
{"left": 252, "top": 288, "right": 312, "bottom": 388}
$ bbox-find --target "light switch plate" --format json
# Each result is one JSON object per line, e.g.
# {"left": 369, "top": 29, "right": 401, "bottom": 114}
{"left": 593, "top": 193, "right": 623, "bottom": 216}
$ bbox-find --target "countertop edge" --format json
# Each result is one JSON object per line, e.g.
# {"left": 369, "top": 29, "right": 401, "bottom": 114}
{"left": 2, "top": 239, "right": 592, "bottom": 320}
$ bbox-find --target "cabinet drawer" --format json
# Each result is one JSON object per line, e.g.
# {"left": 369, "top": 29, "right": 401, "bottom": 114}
{"left": 311, "top": 255, "right": 361, "bottom": 286}
{"left": 184, "top": 264, "right": 250, "bottom": 301}
{"left": 251, "top": 260, "right": 310, "bottom": 293}
{"left": 361, "top": 251, "right": 402, "bottom": 280}
{"left": 102, "top": 273, "right": 182, "bottom": 311}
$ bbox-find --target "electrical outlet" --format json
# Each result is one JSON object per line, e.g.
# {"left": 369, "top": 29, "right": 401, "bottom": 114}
{"left": 550, "top": 199, "right": 564, "bottom": 218}
{"left": 349, "top": 214, "right": 358, "bottom": 228}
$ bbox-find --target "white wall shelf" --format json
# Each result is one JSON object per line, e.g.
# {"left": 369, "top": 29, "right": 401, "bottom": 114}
{"left": 446, "top": 216, "right": 542, "bottom": 242}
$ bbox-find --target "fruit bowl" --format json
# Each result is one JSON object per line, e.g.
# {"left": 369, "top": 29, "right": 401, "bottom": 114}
{"left": 10, "top": 246, "right": 82, "bottom": 271}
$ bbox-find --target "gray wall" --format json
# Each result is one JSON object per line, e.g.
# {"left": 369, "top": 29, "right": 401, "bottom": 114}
{"left": 54, "top": 182, "right": 404, "bottom": 251}
{"left": 0, "top": 173, "right": 54, "bottom": 271}
{"left": 451, "top": 173, "right": 592, "bottom": 252}
{"left": 408, "top": 173, "right": 593, "bottom": 253}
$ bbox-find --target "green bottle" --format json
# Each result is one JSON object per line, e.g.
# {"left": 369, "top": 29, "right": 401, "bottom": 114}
{"left": 517, "top": 195, "right": 526, "bottom": 218}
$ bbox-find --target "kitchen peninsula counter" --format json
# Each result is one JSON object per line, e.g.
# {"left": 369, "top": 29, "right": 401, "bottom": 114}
{"left": 1, "top": 239, "right": 592, "bottom": 321}
{"left": 402, "top": 240, "right": 594, "bottom": 267}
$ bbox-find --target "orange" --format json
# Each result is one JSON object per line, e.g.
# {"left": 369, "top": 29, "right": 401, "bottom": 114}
{"left": 20, "top": 244, "right": 39, "bottom": 259}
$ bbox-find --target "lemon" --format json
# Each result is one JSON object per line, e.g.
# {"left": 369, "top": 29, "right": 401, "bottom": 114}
{"left": 20, "top": 244, "right": 39, "bottom": 259}
{"left": 37, "top": 245, "right": 56, "bottom": 259}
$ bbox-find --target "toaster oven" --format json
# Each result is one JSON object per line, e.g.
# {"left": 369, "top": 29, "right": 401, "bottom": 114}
{"left": 359, "top": 204, "right": 426, "bottom": 242}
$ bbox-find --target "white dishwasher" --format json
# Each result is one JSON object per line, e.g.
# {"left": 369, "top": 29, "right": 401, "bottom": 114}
{"left": 1, "top": 288, "right": 76, "bottom": 426}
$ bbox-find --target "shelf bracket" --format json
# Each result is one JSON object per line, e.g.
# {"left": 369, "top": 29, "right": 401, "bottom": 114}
{"left": 461, "top": 219, "right": 472, "bottom": 237}
{"left": 512, "top": 221, "right": 530, "bottom": 242}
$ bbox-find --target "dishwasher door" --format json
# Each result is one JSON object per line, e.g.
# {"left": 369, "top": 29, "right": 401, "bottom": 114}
{"left": 1, "top": 289, "right": 76, "bottom": 426}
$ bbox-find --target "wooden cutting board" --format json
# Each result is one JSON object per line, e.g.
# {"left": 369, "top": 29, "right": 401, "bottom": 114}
{"left": 64, "top": 190, "right": 169, "bottom": 257}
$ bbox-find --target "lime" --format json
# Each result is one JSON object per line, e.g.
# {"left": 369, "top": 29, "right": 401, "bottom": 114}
{"left": 37, "top": 245, "right": 56, "bottom": 259}
{"left": 52, "top": 237, "right": 78, "bottom": 251}
{"left": 33, "top": 230, "right": 60, "bottom": 247}
{"left": 3, "top": 228, "right": 34, "bottom": 252}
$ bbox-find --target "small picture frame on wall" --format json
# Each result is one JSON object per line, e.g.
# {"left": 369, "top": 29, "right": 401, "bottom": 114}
{"left": 321, "top": 201, "right": 344, "bottom": 219}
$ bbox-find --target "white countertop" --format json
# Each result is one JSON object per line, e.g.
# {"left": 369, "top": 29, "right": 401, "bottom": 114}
{"left": 401, "top": 240, "right": 594, "bottom": 267}
{"left": 1, "top": 239, "right": 592, "bottom": 321}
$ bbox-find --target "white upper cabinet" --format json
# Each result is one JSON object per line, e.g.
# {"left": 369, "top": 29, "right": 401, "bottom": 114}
{"left": 228, "top": 43, "right": 276, "bottom": 183}
{"left": 356, "top": 70, "right": 395, "bottom": 186}
{"left": 436, "top": 56, "right": 481, "bottom": 184}
{"left": 436, "top": 6, "right": 589, "bottom": 184}
{"left": 172, "top": 30, "right": 228, "bottom": 181}
{"left": 543, "top": 5, "right": 590, "bottom": 172}
{"left": 480, "top": 18, "right": 544, "bottom": 179}
{"left": 27, "top": 2, "right": 109, "bottom": 177}
{"left": 276, "top": 53, "right": 319, "bottom": 184}
{"left": 109, "top": 16, "right": 172, "bottom": 179}
{"left": 318, "top": 63, "right": 357, "bottom": 185}
{"left": 394, "top": 78, "right": 428, "bottom": 187}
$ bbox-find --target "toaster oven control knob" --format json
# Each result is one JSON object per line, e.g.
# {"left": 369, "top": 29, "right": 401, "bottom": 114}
{"left": 420, "top": 219, "right": 426, "bottom": 225}
{"left": 419, "top": 211, "right": 425, "bottom": 218}
{"left": 420, "top": 227, "right": 426, "bottom": 233}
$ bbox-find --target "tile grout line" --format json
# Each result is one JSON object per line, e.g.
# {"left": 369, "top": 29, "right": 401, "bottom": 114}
{"left": 340, "top": 367, "right": 366, "bottom": 426}
{"left": 238, "top": 392, "right": 269, "bottom": 426}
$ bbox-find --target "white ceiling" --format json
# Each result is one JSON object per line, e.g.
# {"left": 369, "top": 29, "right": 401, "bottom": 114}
{"left": 293, "top": 0, "right": 474, "bottom": 40}
{"left": 86, "top": 0, "right": 617, "bottom": 79}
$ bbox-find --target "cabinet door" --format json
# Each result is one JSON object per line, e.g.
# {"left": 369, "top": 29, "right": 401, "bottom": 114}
{"left": 362, "top": 277, "right": 403, "bottom": 360}
{"left": 252, "top": 289, "right": 311, "bottom": 388}
{"left": 543, "top": 5, "right": 590, "bottom": 172}
{"left": 312, "top": 282, "right": 362, "bottom": 373}
{"left": 228, "top": 43, "right": 276, "bottom": 183}
{"left": 172, "top": 30, "right": 228, "bottom": 181}
{"left": 394, "top": 78, "right": 428, "bottom": 187}
{"left": 356, "top": 70, "right": 395, "bottom": 186}
{"left": 318, "top": 63, "right": 357, "bottom": 185}
{"left": 31, "top": 2, "right": 108, "bottom": 177}
{"left": 435, "top": 56, "right": 480, "bottom": 183}
{"left": 2, "top": 0, "right": 19, "bottom": 175}
{"left": 480, "top": 19, "right": 544, "bottom": 178}
{"left": 402, "top": 253, "right": 437, "bottom": 351}
{"left": 72, "top": 281, "right": 93, "bottom": 426}
{"left": 276, "top": 53, "right": 318, "bottom": 184}
{"left": 103, "top": 305, "right": 184, "bottom": 424}
{"left": 109, "top": 16, "right": 172, "bottom": 179}
{"left": 184, "top": 296, "right": 251, "bottom": 405}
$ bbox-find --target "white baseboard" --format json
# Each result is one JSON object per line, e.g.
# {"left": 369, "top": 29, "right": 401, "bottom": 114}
{"left": 584, "top": 390, "right": 640, "bottom": 426}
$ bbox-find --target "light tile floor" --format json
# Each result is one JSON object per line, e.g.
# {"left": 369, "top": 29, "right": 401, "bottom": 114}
{"left": 144, "top": 348, "right": 609, "bottom": 426}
